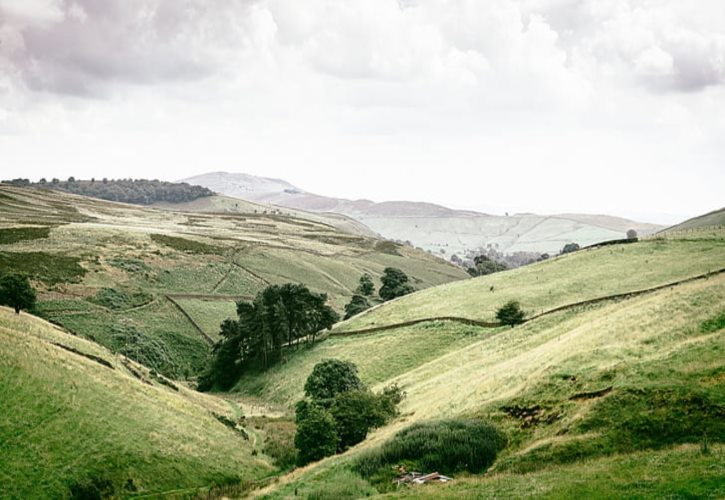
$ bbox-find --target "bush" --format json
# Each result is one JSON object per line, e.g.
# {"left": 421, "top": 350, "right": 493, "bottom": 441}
{"left": 68, "top": 476, "right": 114, "bottom": 500}
{"left": 356, "top": 273, "right": 375, "bottom": 296}
{"left": 304, "top": 359, "right": 363, "bottom": 402}
{"left": 561, "top": 242, "right": 580, "bottom": 254}
{"left": 496, "top": 300, "right": 526, "bottom": 326}
{"left": 88, "top": 288, "right": 152, "bottom": 310}
{"left": 294, "top": 401, "right": 339, "bottom": 465}
{"left": 304, "top": 469, "right": 376, "bottom": 500}
{"left": 0, "top": 226, "right": 50, "bottom": 245}
{"left": 355, "top": 419, "right": 506, "bottom": 479}
{"left": 110, "top": 321, "right": 178, "bottom": 377}
{"left": 0, "top": 273, "right": 36, "bottom": 314}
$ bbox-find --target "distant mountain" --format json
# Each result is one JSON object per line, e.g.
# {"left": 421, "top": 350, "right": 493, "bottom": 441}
{"left": 182, "top": 172, "right": 663, "bottom": 256}
{"left": 660, "top": 207, "right": 725, "bottom": 234}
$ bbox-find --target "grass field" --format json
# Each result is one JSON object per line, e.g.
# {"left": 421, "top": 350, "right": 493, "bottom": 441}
{"left": 335, "top": 238, "right": 725, "bottom": 331}
{"left": 248, "top": 235, "right": 725, "bottom": 498}
{"left": 0, "top": 185, "right": 466, "bottom": 377}
{"left": 0, "top": 307, "right": 274, "bottom": 498}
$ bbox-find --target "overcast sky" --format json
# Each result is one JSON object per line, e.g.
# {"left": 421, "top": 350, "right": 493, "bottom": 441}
{"left": 1, "top": 0, "right": 724, "bottom": 224}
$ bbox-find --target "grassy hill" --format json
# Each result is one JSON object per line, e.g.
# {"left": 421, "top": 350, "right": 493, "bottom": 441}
{"left": 0, "top": 185, "right": 467, "bottom": 378}
{"left": 182, "top": 171, "right": 663, "bottom": 256}
{"left": 661, "top": 207, "right": 725, "bottom": 235}
{"left": 0, "top": 306, "right": 274, "bottom": 498}
{"left": 233, "top": 235, "right": 724, "bottom": 498}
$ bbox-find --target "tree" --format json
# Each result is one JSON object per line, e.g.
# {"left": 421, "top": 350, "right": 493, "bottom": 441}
{"left": 467, "top": 255, "right": 508, "bottom": 277}
{"left": 344, "top": 294, "right": 371, "bottom": 320}
{"left": 379, "top": 267, "right": 414, "bottom": 301}
{"left": 304, "top": 359, "right": 363, "bottom": 402}
{"left": 496, "top": 300, "right": 525, "bottom": 327}
{"left": 0, "top": 274, "right": 36, "bottom": 314}
{"left": 626, "top": 229, "right": 638, "bottom": 241}
{"left": 356, "top": 273, "right": 375, "bottom": 296}
{"left": 330, "top": 390, "right": 388, "bottom": 451}
{"left": 561, "top": 242, "right": 580, "bottom": 254}
{"left": 294, "top": 400, "right": 339, "bottom": 465}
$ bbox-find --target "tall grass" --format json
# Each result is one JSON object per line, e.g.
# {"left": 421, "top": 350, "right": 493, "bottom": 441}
{"left": 355, "top": 419, "right": 506, "bottom": 479}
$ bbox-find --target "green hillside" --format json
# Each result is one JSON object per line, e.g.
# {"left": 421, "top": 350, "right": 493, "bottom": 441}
{"left": 0, "top": 185, "right": 466, "bottom": 377}
{"left": 661, "top": 207, "right": 725, "bottom": 235}
{"left": 335, "top": 238, "right": 725, "bottom": 332}
{"left": 0, "top": 307, "right": 273, "bottom": 498}
{"left": 239, "top": 235, "right": 724, "bottom": 498}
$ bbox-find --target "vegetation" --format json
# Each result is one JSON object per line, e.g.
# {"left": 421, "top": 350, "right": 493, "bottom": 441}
{"left": 294, "top": 400, "right": 340, "bottom": 465}
{"left": 0, "top": 251, "right": 86, "bottom": 285}
{"left": 201, "top": 284, "right": 339, "bottom": 390}
{"left": 496, "top": 300, "right": 526, "bottom": 326}
{"left": 336, "top": 238, "right": 725, "bottom": 331}
{"left": 344, "top": 294, "right": 372, "bottom": 319}
{"left": 356, "top": 273, "right": 375, "bottom": 296}
{"left": 561, "top": 242, "right": 580, "bottom": 254}
{"left": 355, "top": 419, "right": 506, "bottom": 480}
{"left": 88, "top": 288, "right": 152, "bottom": 310}
{"left": 379, "top": 267, "right": 414, "bottom": 301}
{"left": 0, "top": 308, "right": 272, "bottom": 498}
{"left": 150, "top": 233, "right": 225, "bottom": 254}
{"left": 304, "top": 359, "right": 363, "bottom": 401}
{"left": 626, "top": 228, "right": 638, "bottom": 240}
{"left": 3, "top": 177, "right": 213, "bottom": 205}
{"left": 295, "top": 360, "right": 404, "bottom": 464}
{"left": 0, "top": 226, "right": 50, "bottom": 245}
{"left": 0, "top": 273, "right": 37, "bottom": 314}
{"left": 467, "top": 254, "right": 508, "bottom": 277}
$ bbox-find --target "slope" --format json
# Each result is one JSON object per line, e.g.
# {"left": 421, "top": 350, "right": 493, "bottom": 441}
{"left": 0, "top": 307, "right": 273, "bottom": 498}
{"left": 335, "top": 237, "right": 725, "bottom": 332}
{"left": 182, "top": 171, "right": 663, "bottom": 255}
{"left": 0, "top": 185, "right": 467, "bottom": 378}
{"left": 236, "top": 235, "right": 725, "bottom": 498}
{"left": 661, "top": 206, "right": 725, "bottom": 234}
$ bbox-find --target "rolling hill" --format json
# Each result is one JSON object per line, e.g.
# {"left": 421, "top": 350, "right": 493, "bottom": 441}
{"left": 0, "top": 306, "right": 274, "bottom": 498}
{"left": 0, "top": 185, "right": 466, "bottom": 378}
{"left": 660, "top": 206, "right": 725, "bottom": 235}
{"left": 231, "top": 232, "right": 725, "bottom": 498}
{"left": 181, "top": 172, "right": 663, "bottom": 256}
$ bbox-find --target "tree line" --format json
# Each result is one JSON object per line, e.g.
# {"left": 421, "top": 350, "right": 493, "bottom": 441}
{"left": 2, "top": 177, "right": 213, "bottom": 205}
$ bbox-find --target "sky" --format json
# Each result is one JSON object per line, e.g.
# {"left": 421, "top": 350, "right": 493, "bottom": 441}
{"left": 1, "top": 0, "right": 724, "bottom": 224}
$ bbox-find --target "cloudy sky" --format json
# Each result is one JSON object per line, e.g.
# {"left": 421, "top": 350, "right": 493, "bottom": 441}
{"left": 1, "top": 0, "right": 724, "bottom": 223}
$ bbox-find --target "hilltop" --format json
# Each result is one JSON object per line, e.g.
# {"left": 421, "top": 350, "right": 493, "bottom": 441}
{"left": 231, "top": 232, "right": 724, "bottom": 498}
{"left": 181, "top": 172, "right": 663, "bottom": 256}
{"left": 0, "top": 185, "right": 466, "bottom": 378}
{"left": 0, "top": 307, "right": 274, "bottom": 498}
{"left": 661, "top": 206, "right": 725, "bottom": 235}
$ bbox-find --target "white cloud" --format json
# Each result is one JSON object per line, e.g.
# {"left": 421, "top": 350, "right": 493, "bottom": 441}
{"left": 0, "top": 0, "right": 724, "bottom": 223}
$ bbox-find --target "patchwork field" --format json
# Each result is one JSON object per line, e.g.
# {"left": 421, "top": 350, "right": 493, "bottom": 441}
{"left": 0, "top": 185, "right": 467, "bottom": 377}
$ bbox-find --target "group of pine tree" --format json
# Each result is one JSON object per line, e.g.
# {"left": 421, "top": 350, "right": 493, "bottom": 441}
{"left": 200, "top": 268, "right": 415, "bottom": 390}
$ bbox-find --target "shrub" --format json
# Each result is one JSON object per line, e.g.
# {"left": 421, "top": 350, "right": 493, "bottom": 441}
{"left": 88, "top": 288, "right": 152, "bottom": 310}
{"left": 626, "top": 229, "right": 638, "bottom": 240}
{"left": 355, "top": 419, "right": 506, "bottom": 479}
{"left": 0, "top": 251, "right": 86, "bottom": 285}
{"left": 0, "top": 273, "right": 36, "bottom": 314}
{"left": 0, "top": 226, "right": 50, "bottom": 245}
{"left": 294, "top": 401, "right": 339, "bottom": 465}
{"left": 304, "top": 469, "right": 376, "bottom": 500}
{"left": 110, "top": 321, "right": 178, "bottom": 377}
{"left": 304, "top": 359, "right": 363, "bottom": 402}
{"left": 68, "top": 476, "right": 114, "bottom": 500}
{"left": 496, "top": 300, "right": 526, "bottom": 326}
{"left": 561, "top": 242, "right": 580, "bottom": 254}
{"left": 150, "top": 234, "right": 225, "bottom": 255}
{"left": 356, "top": 273, "right": 375, "bottom": 296}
